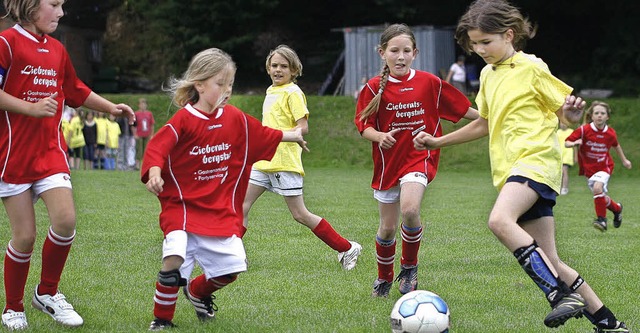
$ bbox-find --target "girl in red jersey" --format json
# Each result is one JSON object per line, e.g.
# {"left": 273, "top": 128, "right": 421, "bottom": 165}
{"left": 142, "top": 48, "right": 307, "bottom": 331}
{"left": 354, "top": 23, "right": 478, "bottom": 298}
{"left": 0, "top": 0, "right": 135, "bottom": 330}
{"left": 565, "top": 101, "right": 632, "bottom": 231}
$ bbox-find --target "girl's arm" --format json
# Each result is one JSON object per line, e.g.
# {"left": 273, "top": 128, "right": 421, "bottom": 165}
{"left": 0, "top": 90, "right": 57, "bottom": 117}
{"left": 361, "top": 127, "right": 402, "bottom": 150}
{"left": 295, "top": 117, "right": 309, "bottom": 135}
{"left": 83, "top": 92, "right": 136, "bottom": 125}
{"left": 414, "top": 117, "right": 488, "bottom": 150}
{"left": 145, "top": 166, "right": 164, "bottom": 196}
{"left": 281, "top": 127, "right": 309, "bottom": 152}
{"left": 463, "top": 107, "right": 479, "bottom": 120}
{"left": 613, "top": 145, "right": 632, "bottom": 169}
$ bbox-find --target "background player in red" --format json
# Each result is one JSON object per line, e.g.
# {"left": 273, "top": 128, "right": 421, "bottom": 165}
{"left": 0, "top": 0, "right": 135, "bottom": 329}
{"left": 134, "top": 97, "right": 155, "bottom": 170}
{"left": 142, "top": 48, "right": 307, "bottom": 331}
{"left": 242, "top": 45, "right": 362, "bottom": 271}
{"left": 354, "top": 23, "right": 478, "bottom": 298}
{"left": 565, "top": 101, "right": 632, "bottom": 231}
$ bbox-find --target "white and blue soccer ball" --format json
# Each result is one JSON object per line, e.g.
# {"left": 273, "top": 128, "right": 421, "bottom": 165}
{"left": 390, "top": 290, "right": 450, "bottom": 333}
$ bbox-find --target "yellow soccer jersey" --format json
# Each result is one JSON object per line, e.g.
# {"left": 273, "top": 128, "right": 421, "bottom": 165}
{"left": 476, "top": 52, "right": 572, "bottom": 193}
{"left": 106, "top": 120, "right": 121, "bottom": 149}
{"left": 95, "top": 116, "right": 108, "bottom": 145}
{"left": 556, "top": 127, "right": 574, "bottom": 166}
{"left": 253, "top": 83, "right": 309, "bottom": 175}
{"left": 68, "top": 116, "right": 85, "bottom": 149}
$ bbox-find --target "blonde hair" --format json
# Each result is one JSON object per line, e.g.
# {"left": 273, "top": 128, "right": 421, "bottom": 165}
{"left": 3, "top": 0, "right": 41, "bottom": 24}
{"left": 455, "top": 0, "right": 536, "bottom": 54}
{"left": 265, "top": 45, "right": 303, "bottom": 83}
{"left": 166, "top": 48, "right": 236, "bottom": 108}
{"left": 584, "top": 100, "right": 612, "bottom": 124}
{"left": 359, "top": 23, "right": 416, "bottom": 121}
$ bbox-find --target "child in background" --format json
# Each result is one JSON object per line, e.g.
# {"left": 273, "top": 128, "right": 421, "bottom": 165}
{"left": 95, "top": 112, "right": 108, "bottom": 169}
{"left": 134, "top": 97, "right": 155, "bottom": 170}
{"left": 565, "top": 101, "right": 632, "bottom": 231}
{"left": 142, "top": 48, "right": 308, "bottom": 330}
{"left": 82, "top": 110, "right": 97, "bottom": 170}
{"left": 355, "top": 24, "right": 478, "bottom": 297}
{"left": 0, "top": 0, "right": 135, "bottom": 329}
{"left": 556, "top": 122, "right": 575, "bottom": 195}
{"left": 105, "top": 114, "right": 121, "bottom": 170}
{"left": 414, "top": 1, "right": 628, "bottom": 331}
{"left": 242, "top": 45, "right": 362, "bottom": 271}
{"left": 67, "top": 108, "right": 85, "bottom": 170}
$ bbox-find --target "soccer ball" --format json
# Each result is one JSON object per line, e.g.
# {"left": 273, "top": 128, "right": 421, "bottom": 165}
{"left": 390, "top": 290, "right": 450, "bottom": 333}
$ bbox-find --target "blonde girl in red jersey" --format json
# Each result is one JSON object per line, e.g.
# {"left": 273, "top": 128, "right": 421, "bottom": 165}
{"left": 355, "top": 23, "right": 478, "bottom": 298}
{"left": 565, "top": 101, "right": 632, "bottom": 231}
{"left": 142, "top": 48, "right": 307, "bottom": 330}
{"left": 0, "top": 0, "right": 134, "bottom": 330}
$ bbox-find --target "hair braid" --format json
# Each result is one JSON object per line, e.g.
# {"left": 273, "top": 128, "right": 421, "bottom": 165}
{"left": 359, "top": 65, "right": 390, "bottom": 121}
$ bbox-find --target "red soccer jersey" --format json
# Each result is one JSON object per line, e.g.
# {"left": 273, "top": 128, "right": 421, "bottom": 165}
{"left": 566, "top": 122, "right": 619, "bottom": 177}
{"left": 0, "top": 25, "right": 91, "bottom": 183}
{"left": 134, "top": 110, "right": 155, "bottom": 138}
{"left": 354, "top": 69, "right": 471, "bottom": 190}
{"left": 141, "top": 104, "right": 283, "bottom": 238}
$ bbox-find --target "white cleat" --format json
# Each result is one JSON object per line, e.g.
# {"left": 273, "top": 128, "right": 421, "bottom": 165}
{"left": 1, "top": 310, "right": 28, "bottom": 331}
{"left": 338, "top": 241, "right": 362, "bottom": 270}
{"left": 32, "top": 288, "right": 83, "bottom": 327}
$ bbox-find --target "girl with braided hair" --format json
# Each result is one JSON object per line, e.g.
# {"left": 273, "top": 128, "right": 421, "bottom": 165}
{"left": 354, "top": 23, "right": 478, "bottom": 298}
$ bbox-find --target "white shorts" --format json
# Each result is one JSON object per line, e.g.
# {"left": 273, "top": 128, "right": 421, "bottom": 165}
{"left": 0, "top": 173, "right": 72, "bottom": 204}
{"left": 162, "top": 230, "right": 247, "bottom": 280}
{"left": 249, "top": 169, "right": 303, "bottom": 196}
{"left": 373, "top": 172, "right": 428, "bottom": 204}
{"left": 588, "top": 171, "right": 610, "bottom": 193}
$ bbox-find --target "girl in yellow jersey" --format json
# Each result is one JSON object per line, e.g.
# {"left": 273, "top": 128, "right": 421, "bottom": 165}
{"left": 242, "top": 45, "right": 361, "bottom": 271}
{"left": 414, "top": 0, "right": 628, "bottom": 331}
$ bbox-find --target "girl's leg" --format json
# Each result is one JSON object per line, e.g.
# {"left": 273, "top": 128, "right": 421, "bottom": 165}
{"left": 395, "top": 182, "right": 425, "bottom": 294}
{"left": 152, "top": 255, "right": 185, "bottom": 327}
{"left": 242, "top": 183, "right": 266, "bottom": 229}
{"left": 38, "top": 188, "right": 76, "bottom": 296}
{"left": 490, "top": 182, "right": 584, "bottom": 327}
{"left": 284, "top": 195, "right": 351, "bottom": 253}
{"left": 372, "top": 201, "right": 399, "bottom": 297}
{"left": 526, "top": 217, "right": 624, "bottom": 329}
{"left": 2, "top": 191, "right": 37, "bottom": 313}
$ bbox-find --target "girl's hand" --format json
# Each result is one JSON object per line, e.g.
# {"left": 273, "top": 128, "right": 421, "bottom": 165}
{"left": 413, "top": 132, "right": 440, "bottom": 150}
{"left": 378, "top": 128, "right": 401, "bottom": 149}
{"left": 145, "top": 175, "right": 164, "bottom": 195}
{"left": 293, "top": 127, "right": 309, "bottom": 152}
{"left": 111, "top": 103, "right": 136, "bottom": 125}
{"left": 562, "top": 95, "right": 586, "bottom": 123}
{"left": 29, "top": 92, "right": 58, "bottom": 117}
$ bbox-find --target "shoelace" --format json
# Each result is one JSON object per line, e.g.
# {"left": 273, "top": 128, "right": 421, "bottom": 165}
{"left": 49, "top": 294, "right": 74, "bottom": 310}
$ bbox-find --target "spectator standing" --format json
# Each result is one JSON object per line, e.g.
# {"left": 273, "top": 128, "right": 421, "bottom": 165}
{"left": 445, "top": 55, "right": 467, "bottom": 95}
{"left": 116, "top": 113, "right": 136, "bottom": 170}
{"left": 105, "top": 114, "right": 121, "bottom": 170}
{"left": 95, "top": 111, "right": 108, "bottom": 169}
{"left": 134, "top": 98, "right": 155, "bottom": 169}
{"left": 82, "top": 110, "right": 97, "bottom": 170}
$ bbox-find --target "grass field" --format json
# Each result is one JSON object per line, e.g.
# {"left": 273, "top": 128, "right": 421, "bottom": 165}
{"left": 0, "top": 167, "right": 637, "bottom": 332}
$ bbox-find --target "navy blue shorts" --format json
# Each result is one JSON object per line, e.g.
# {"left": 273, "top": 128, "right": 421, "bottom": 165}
{"left": 506, "top": 176, "right": 556, "bottom": 223}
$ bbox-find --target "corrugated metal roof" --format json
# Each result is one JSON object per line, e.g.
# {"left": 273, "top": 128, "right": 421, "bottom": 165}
{"left": 338, "top": 24, "right": 456, "bottom": 97}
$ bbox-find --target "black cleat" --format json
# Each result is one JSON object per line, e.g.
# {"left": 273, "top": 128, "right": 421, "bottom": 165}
{"left": 613, "top": 204, "right": 623, "bottom": 228}
{"left": 593, "top": 217, "right": 607, "bottom": 232}
{"left": 544, "top": 293, "right": 587, "bottom": 328}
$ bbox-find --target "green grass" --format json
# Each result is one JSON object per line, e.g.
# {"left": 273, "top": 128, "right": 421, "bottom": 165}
{"left": 0, "top": 168, "right": 637, "bottom": 332}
